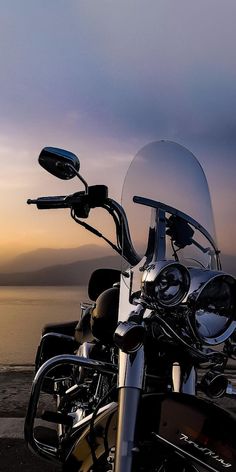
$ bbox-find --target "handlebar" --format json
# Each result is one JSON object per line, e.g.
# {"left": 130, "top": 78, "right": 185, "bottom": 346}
{"left": 27, "top": 186, "right": 140, "bottom": 265}
{"left": 27, "top": 196, "right": 69, "bottom": 209}
{"left": 27, "top": 191, "right": 91, "bottom": 218}
{"left": 27, "top": 186, "right": 108, "bottom": 211}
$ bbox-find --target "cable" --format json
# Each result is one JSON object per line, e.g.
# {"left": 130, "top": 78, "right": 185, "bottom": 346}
{"left": 88, "top": 384, "right": 117, "bottom": 468}
{"left": 150, "top": 313, "right": 226, "bottom": 363}
{"left": 171, "top": 239, "right": 179, "bottom": 261}
{"left": 71, "top": 208, "right": 122, "bottom": 256}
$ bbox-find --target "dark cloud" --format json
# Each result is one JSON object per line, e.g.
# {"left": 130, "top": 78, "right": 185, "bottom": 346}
{"left": 0, "top": 0, "right": 236, "bottom": 148}
{"left": 0, "top": 1, "right": 235, "bottom": 258}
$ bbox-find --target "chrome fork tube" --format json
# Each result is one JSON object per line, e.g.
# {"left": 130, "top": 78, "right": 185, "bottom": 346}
{"left": 114, "top": 347, "right": 144, "bottom": 472}
{"left": 181, "top": 365, "right": 197, "bottom": 395}
{"left": 172, "top": 362, "right": 196, "bottom": 395}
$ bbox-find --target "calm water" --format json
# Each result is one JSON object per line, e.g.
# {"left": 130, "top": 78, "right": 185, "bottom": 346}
{"left": 0, "top": 286, "right": 88, "bottom": 365}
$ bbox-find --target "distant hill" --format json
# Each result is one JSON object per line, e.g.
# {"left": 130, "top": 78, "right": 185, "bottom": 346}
{"left": 0, "top": 245, "right": 113, "bottom": 273}
{"left": 0, "top": 255, "right": 121, "bottom": 286}
{"left": 0, "top": 248, "right": 234, "bottom": 286}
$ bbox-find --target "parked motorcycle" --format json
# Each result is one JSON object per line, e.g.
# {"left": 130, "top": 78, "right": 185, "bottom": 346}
{"left": 25, "top": 141, "right": 236, "bottom": 471}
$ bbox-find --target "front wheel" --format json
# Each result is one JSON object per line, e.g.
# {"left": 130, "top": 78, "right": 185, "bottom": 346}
{"left": 132, "top": 445, "right": 206, "bottom": 472}
{"left": 62, "top": 446, "right": 206, "bottom": 472}
{"left": 79, "top": 447, "right": 207, "bottom": 472}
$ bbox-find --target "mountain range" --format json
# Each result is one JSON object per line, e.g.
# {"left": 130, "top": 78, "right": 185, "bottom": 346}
{"left": 0, "top": 246, "right": 234, "bottom": 286}
{"left": 0, "top": 255, "right": 120, "bottom": 286}
{"left": 0, "top": 244, "right": 113, "bottom": 273}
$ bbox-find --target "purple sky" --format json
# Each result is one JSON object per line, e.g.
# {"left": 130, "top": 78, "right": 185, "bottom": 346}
{"left": 0, "top": 1, "right": 235, "bottom": 263}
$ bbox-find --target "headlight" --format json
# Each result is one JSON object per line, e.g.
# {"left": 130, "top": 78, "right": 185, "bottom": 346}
{"left": 142, "top": 261, "right": 190, "bottom": 307}
{"left": 187, "top": 269, "right": 236, "bottom": 345}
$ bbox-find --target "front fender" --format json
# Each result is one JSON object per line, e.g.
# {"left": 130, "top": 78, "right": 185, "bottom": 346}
{"left": 64, "top": 393, "right": 236, "bottom": 472}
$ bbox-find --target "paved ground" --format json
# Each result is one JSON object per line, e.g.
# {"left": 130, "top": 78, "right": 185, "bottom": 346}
{"left": 0, "top": 366, "right": 236, "bottom": 471}
{"left": 0, "top": 368, "right": 62, "bottom": 471}
{"left": 0, "top": 369, "right": 54, "bottom": 418}
{"left": 0, "top": 439, "right": 61, "bottom": 472}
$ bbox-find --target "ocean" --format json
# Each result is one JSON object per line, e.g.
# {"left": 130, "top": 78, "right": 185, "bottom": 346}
{"left": 0, "top": 286, "right": 88, "bottom": 365}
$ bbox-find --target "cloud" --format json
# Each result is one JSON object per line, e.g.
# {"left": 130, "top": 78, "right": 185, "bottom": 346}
{"left": 0, "top": 0, "right": 236, "bottom": 147}
{"left": 0, "top": 1, "right": 235, "bottom": 259}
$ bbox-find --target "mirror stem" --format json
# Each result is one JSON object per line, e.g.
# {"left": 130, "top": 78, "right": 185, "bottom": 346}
{"left": 66, "top": 164, "right": 88, "bottom": 193}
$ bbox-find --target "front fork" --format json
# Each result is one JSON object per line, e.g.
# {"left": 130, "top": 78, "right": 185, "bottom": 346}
{"left": 114, "top": 353, "right": 196, "bottom": 472}
{"left": 114, "top": 348, "right": 144, "bottom": 472}
{"left": 172, "top": 362, "right": 196, "bottom": 395}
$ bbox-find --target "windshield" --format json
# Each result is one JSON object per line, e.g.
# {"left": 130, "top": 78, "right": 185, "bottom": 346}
{"left": 121, "top": 141, "right": 219, "bottom": 274}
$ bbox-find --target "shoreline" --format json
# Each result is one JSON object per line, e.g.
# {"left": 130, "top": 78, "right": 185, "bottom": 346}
{"left": 0, "top": 364, "right": 34, "bottom": 372}
{"left": 1, "top": 361, "right": 236, "bottom": 370}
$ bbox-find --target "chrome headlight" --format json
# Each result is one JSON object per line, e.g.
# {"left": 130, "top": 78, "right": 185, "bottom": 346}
{"left": 187, "top": 269, "right": 236, "bottom": 345}
{"left": 142, "top": 261, "right": 190, "bottom": 307}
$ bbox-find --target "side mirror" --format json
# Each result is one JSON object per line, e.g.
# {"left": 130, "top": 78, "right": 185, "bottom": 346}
{"left": 38, "top": 147, "right": 80, "bottom": 180}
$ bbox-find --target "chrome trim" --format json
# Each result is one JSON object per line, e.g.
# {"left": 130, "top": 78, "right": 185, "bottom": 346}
{"left": 172, "top": 364, "right": 196, "bottom": 395}
{"left": 187, "top": 269, "right": 236, "bottom": 345}
{"left": 71, "top": 401, "right": 117, "bottom": 434}
{"left": 181, "top": 366, "right": 196, "bottom": 395}
{"left": 133, "top": 197, "right": 220, "bottom": 261}
{"left": 226, "top": 382, "right": 236, "bottom": 397}
{"left": 155, "top": 208, "right": 166, "bottom": 261}
{"left": 115, "top": 347, "right": 145, "bottom": 471}
{"left": 152, "top": 433, "right": 219, "bottom": 472}
{"left": 79, "top": 341, "right": 94, "bottom": 358}
{"left": 24, "top": 354, "right": 117, "bottom": 462}
{"left": 118, "top": 348, "right": 144, "bottom": 389}
{"left": 172, "top": 362, "right": 181, "bottom": 392}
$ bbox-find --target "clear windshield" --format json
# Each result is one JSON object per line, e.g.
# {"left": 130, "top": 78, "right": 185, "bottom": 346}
{"left": 122, "top": 141, "right": 218, "bottom": 275}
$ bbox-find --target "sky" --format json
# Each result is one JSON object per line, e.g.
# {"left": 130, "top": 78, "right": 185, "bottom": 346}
{"left": 0, "top": 0, "right": 235, "bottom": 265}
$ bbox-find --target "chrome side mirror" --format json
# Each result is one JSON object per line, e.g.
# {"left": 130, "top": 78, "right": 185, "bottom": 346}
{"left": 38, "top": 147, "right": 80, "bottom": 180}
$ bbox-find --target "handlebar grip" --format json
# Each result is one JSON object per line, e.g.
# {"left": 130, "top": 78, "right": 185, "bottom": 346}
{"left": 27, "top": 187, "right": 107, "bottom": 216}
{"left": 27, "top": 196, "right": 69, "bottom": 209}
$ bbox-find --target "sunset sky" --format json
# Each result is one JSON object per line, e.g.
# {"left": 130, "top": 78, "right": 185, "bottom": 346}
{"left": 0, "top": 1, "right": 235, "bottom": 265}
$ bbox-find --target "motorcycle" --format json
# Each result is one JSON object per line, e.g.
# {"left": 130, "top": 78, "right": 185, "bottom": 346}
{"left": 24, "top": 141, "right": 236, "bottom": 471}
